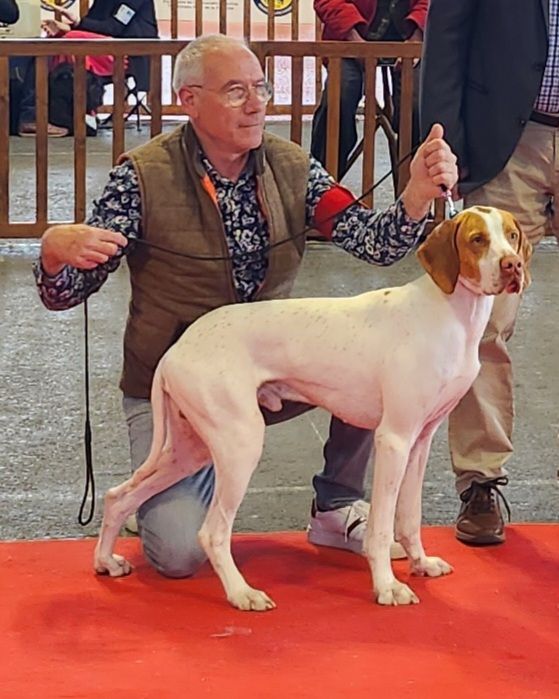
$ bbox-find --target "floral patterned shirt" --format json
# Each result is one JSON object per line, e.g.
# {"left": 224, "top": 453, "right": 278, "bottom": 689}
{"left": 34, "top": 155, "right": 428, "bottom": 309}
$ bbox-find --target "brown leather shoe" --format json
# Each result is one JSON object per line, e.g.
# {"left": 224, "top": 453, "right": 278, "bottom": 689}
{"left": 19, "top": 122, "right": 69, "bottom": 137}
{"left": 455, "top": 477, "right": 511, "bottom": 545}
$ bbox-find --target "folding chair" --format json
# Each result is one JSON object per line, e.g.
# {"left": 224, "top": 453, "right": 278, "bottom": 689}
{"left": 97, "top": 77, "right": 149, "bottom": 131}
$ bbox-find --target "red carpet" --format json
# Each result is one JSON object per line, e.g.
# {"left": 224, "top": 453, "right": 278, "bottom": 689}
{"left": 1, "top": 525, "right": 558, "bottom": 699}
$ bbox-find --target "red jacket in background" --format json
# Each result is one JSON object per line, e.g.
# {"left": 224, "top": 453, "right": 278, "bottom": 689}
{"left": 314, "top": 0, "right": 429, "bottom": 41}
{"left": 50, "top": 30, "right": 118, "bottom": 77}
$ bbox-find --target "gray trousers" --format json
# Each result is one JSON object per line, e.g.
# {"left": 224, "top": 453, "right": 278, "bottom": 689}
{"left": 123, "top": 396, "right": 373, "bottom": 578}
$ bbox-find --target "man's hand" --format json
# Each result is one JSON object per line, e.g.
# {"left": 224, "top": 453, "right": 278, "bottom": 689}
{"left": 41, "top": 224, "right": 128, "bottom": 276}
{"left": 395, "top": 27, "right": 423, "bottom": 69}
{"left": 401, "top": 123, "right": 458, "bottom": 220}
{"left": 41, "top": 18, "right": 71, "bottom": 36}
{"left": 346, "top": 28, "right": 366, "bottom": 42}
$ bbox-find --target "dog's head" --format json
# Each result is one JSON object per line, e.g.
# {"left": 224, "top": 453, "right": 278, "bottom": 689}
{"left": 417, "top": 206, "right": 532, "bottom": 295}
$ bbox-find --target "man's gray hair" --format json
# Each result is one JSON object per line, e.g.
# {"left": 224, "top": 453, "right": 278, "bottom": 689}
{"left": 172, "top": 34, "right": 251, "bottom": 93}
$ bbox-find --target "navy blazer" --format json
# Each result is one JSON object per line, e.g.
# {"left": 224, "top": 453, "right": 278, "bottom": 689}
{"left": 420, "top": 0, "right": 549, "bottom": 195}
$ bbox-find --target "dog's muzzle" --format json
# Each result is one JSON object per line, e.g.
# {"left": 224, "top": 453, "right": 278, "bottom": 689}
{"left": 501, "top": 255, "right": 524, "bottom": 294}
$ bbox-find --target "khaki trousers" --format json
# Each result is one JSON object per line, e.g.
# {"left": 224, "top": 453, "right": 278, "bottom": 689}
{"left": 450, "top": 120, "right": 558, "bottom": 492}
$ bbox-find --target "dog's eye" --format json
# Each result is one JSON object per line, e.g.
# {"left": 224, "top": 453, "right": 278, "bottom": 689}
{"left": 509, "top": 230, "right": 519, "bottom": 241}
{"left": 470, "top": 234, "right": 486, "bottom": 245}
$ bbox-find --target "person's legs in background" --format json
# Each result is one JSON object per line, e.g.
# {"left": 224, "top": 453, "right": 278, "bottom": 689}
{"left": 14, "top": 56, "right": 68, "bottom": 137}
{"left": 450, "top": 291, "right": 520, "bottom": 545}
{"left": 7, "top": 56, "right": 30, "bottom": 135}
{"left": 450, "top": 119, "right": 554, "bottom": 545}
{"left": 310, "top": 58, "right": 364, "bottom": 179}
{"left": 17, "top": 56, "right": 37, "bottom": 133}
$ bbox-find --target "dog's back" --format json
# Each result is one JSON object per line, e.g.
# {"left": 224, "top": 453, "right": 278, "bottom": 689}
{"left": 159, "top": 273, "right": 485, "bottom": 432}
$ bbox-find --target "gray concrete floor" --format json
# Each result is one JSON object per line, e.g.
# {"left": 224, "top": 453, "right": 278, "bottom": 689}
{"left": 0, "top": 119, "right": 557, "bottom": 541}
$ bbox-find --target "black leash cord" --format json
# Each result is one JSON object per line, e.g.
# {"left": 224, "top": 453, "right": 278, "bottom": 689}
{"left": 76, "top": 146, "right": 422, "bottom": 524}
{"left": 134, "top": 148, "right": 418, "bottom": 261}
{"left": 78, "top": 299, "right": 95, "bottom": 525}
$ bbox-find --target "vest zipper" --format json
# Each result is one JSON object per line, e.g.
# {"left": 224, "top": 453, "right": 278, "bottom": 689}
{"left": 200, "top": 174, "right": 240, "bottom": 303}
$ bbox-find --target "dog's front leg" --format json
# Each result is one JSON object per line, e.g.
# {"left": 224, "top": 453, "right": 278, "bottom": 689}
{"left": 364, "top": 429, "right": 419, "bottom": 605}
{"left": 395, "top": 424, "right": 453, "bottom": 579}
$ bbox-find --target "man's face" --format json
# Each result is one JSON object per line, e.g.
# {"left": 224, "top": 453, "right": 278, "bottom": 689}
{"left": 178, "top": 47, "right": 268, "bottom": 156}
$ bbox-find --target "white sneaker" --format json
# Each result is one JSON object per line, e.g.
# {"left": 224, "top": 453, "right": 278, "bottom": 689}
{"left": 307, "top": 499, "right": 406, "bottom": 560}
{"left": 124, "top": 513, "right": 139, "bottom": 535}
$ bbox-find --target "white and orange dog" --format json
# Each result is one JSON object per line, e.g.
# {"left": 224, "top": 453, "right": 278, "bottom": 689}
{"left": 94, "top": 206, "right": 531, "bottom": 610}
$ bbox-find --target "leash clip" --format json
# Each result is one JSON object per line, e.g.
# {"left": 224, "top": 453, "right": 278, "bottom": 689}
{"left": 441, "top": 185, "right": 458, "bottom": 219}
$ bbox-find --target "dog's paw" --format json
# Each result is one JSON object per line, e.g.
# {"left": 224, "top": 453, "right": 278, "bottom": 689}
{"left": 411, "top": 556, "right": 453, "bottom": 578}
{"left": 376, "top": 580, "right": 419, "bottom": 606}
{"left": 228, "top": 587, "right": 276, "bottom": 612}
{"left": 94, "top": 553, "right": 133, "bottom": 578}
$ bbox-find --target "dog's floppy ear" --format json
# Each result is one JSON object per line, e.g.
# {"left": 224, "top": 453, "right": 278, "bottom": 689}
{"left": 515, "top": 218, "right": 533, "bottom": 291}
{"left": 417, "top": 218, "right": 460, "bottom": 294}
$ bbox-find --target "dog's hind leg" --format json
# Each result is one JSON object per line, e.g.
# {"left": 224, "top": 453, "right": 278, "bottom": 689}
{"left": 94, "top": 369, "right": 210, "bottom": 577}
{"left": 395, "top": 419, "right": 453, "bottom": 579}
{"left": 193, "top": 406, "right": 274, "bottom": 611}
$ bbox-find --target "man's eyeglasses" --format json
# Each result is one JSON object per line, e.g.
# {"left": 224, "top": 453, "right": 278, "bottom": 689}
{"left": 186, "top": 81, "right": 273, "bottom": 108}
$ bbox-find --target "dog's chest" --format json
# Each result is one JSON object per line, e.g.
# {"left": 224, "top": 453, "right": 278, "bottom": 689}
{"left": 422, "top": 356, "right": 481, "bottom": 424}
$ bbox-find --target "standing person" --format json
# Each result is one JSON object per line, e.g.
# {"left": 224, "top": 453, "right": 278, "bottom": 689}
{"left": 311, "top": 0, "right": 428, "bottom": 179}
{"left": 420, "top": 0, "right": 551, "bottom": 546}
{"left": 35, "top": 35, "right": 457, "bottom": 579}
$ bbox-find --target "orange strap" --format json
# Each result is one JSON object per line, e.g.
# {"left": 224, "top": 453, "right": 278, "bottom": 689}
{"left": 201, "top": 175, "right": 218, "bottom": 206}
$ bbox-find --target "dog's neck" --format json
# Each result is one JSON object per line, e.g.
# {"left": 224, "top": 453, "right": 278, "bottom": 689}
{"left": 448, "top": 276, "right": 495, "bottom": 341}
{"left": 418, "top": 273, "right": 494, "bottom": 342}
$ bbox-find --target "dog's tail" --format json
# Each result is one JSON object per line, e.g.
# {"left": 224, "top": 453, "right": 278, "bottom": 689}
{"left": 145, "top": 363, "right": 169, "bottom": 464}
